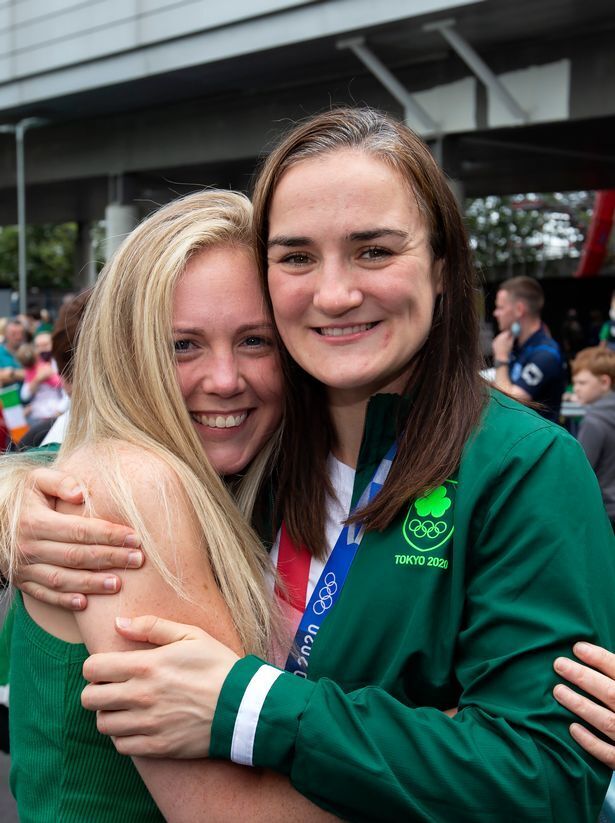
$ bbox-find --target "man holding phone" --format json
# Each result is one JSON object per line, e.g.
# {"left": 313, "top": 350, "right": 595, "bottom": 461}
{"left": 492, "top": 276, "right": 567, "bottom": 422}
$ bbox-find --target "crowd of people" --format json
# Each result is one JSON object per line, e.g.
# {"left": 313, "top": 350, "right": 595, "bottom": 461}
{"left": 488, "top": 276, "right": 615, "bottom": 530}
{"left": 0, "top": 107, "right": 614, "bottom": 821}
{"left": 0, "top": 309, "right": 70, "bottom": 450}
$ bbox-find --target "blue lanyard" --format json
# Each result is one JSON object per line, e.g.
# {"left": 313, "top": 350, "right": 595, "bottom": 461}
{"left": 285, "top": 443, "right": 397, "bottom": 677}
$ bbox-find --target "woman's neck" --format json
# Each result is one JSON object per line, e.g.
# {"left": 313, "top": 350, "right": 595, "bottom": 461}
{"left": 327, "top": 371, "right": 410, "bottom": 468}
{"left": 328, "top": 394, "right": 369, "bottom": 469}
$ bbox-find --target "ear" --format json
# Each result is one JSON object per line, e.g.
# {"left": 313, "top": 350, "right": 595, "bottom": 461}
{"left": 600, "top": 374, "right": 613, "bottom": 392}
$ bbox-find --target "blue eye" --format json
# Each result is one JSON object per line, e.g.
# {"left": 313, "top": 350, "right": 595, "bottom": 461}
{"left": 174, "top": 339, "right": 194, "bottom": 353}
{"left": 242, "top": 336, "right": 272, "bottom": 349}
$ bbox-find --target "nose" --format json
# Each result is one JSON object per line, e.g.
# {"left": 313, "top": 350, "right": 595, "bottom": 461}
{"left": 201, "top": 350, "right": 245, "bottom": 397}
{"left": 313, "top": 259, "right": 363, "bottom": 315}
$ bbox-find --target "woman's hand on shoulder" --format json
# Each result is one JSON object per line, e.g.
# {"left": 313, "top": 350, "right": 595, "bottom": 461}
{"left": 68, "top": 441, "right": 243, "bottom": 655}
{"left": 82, "top": 615, "right": 239, "bottom": 758}
{"left": 14, "top": 465, "right": 143, "bottom": 610}
{"left": 553, "top": 642, "right": 615, "bottom": 768}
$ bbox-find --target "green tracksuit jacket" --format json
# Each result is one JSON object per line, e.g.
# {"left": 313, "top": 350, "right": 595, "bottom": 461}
{"left": 211, "top": 391, "right": 615, "bottom": 821}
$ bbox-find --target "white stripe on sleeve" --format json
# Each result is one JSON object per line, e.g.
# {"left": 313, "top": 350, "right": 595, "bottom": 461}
{"left": 229, "top": 664, "right": 282, "bottom": 766}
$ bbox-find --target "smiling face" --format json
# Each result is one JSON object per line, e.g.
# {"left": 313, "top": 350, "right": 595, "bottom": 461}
{"left": 266, "top": 149, "right": 442, "bottom": 405}
{"left": 173, "top": 245, "right": 283, "bottom": 476}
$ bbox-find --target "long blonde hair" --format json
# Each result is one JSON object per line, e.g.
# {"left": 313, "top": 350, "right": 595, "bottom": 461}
{"left": 1, "top": 190, "right": 280, "bottom": 657}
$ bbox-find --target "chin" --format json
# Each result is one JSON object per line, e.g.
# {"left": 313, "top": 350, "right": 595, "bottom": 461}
{"left": 198, "top": 443, "right": 236, "bottom": 476}
{"left": 209, "top": 456, "right": 238, "bottom": 476}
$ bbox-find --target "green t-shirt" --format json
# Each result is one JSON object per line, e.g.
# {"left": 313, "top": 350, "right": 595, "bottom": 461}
{"left": 0, "top": 445, "right": 59, "bottom": 690}
{"left": 0, "top": 598, "right": 14, "bottom": 688}
{"left": 10, "top": 593, "right": 163, "bottom": 822}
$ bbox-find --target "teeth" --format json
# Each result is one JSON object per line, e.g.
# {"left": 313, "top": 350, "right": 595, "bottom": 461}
{"left": 191, "top": 412, "right": 248, "bottom": 428}
{"left": 320, "top": 323, "right": 376, "bottom": 337}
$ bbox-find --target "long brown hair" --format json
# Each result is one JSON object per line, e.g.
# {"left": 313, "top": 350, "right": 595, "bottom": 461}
{"left": 252, "top": 107, "right": 487, "bottom": 556}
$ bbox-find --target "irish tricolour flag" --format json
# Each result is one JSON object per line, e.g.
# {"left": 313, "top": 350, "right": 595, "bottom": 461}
{"left": 0, "top": 385, "right": 29, "bottom": 443}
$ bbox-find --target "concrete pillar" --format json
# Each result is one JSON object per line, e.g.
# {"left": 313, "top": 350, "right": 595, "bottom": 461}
{"left": 104, "top": 203, "right": 138, "bottom": 259}
{"left": 74, "top": 221, "right": 99, "bottom": 291}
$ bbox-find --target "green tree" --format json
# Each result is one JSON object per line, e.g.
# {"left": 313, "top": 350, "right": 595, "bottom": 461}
{"left": 0, "top": 222, "right": 78, "bottom": 289}
{"left": 464, "top": 192, "right": 594, "bottom": 277}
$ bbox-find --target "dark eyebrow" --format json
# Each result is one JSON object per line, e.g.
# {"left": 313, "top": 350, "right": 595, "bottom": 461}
{"left": 267, "top": 229, "right": 408, "bottom": 248}
{"left": 267, "top": 235, "right": 311, "bottom": 249}
{"left": 347, "top": 229, "right": 408, "bottom": 242}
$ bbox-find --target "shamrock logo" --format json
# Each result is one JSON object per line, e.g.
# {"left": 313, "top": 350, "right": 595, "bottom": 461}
{"left": 415, "top": 485, "right": 452, "bottom": 519}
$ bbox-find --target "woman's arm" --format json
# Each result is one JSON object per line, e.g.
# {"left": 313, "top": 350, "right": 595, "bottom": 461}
{"left": 56, "top": 443, "right": 335, "bottom": 822}
{"left": 8, "top": 465, "right": 142, "bottom": 608}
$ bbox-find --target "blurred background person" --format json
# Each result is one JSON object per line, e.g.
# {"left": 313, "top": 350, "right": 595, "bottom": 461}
{"left": 571, "top": 346, "right": 615, "bottom": 531}
{"left": 599, "top": 290, "right": 615, "bottom": 352}
{"left": 0, "top": 321, "right": 28, "bottom": 451}
{"left": 491, "top": 276, "right": 568, "bottom": 422}
{"left": 586, "top": 308, "right": 605, "bottom": 348}
{"left": 40, "top": 290, "right": 91, "bottom": 446}
{"left": 14, "top": 343, "right": 36, "bottom": 371}
{"left": 19, "top": 331, "right": 67, "bottom": 427}
{"left": 8, "top": 293, "right": 89, "bottom": 451}
{"left": 0, "top": 320, "right": 26, "bottom": 389}
{"left": 33, "top": 308, "right": 53, "bottom": 335}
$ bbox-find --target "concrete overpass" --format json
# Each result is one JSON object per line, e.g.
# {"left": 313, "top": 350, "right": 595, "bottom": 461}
{"left": 0, "top": 0, "right": 614, "bottom": 242}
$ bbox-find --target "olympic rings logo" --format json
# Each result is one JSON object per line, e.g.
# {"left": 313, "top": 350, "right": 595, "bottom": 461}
{"left": 407, "top": 519, "right": 447, "bottom": 540}
{"left": 312, "top": 572, "right": 338, "bottom": 615}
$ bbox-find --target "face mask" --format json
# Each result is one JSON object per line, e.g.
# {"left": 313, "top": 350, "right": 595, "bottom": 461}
{"left": 511, "top": 321, "right": 521, "bottom": 338}
{"left": 39, "top": 351, "right": 53, "bottom": 362}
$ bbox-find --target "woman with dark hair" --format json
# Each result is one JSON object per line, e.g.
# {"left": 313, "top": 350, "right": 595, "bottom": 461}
{"left": 6, "top": 108, "right": 615, "bottom": 821}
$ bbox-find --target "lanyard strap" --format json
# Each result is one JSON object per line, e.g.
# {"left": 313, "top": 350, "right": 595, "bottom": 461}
{"left": 284, "top": 443, "right": 397, "bottom": 677}
{"left": 274, "top": 522, "right": 311, "bottom": 613}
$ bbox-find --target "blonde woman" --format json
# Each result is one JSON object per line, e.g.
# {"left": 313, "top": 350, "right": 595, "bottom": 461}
{"left": 0, "top": 190, "right": 334, "bottom": 822}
